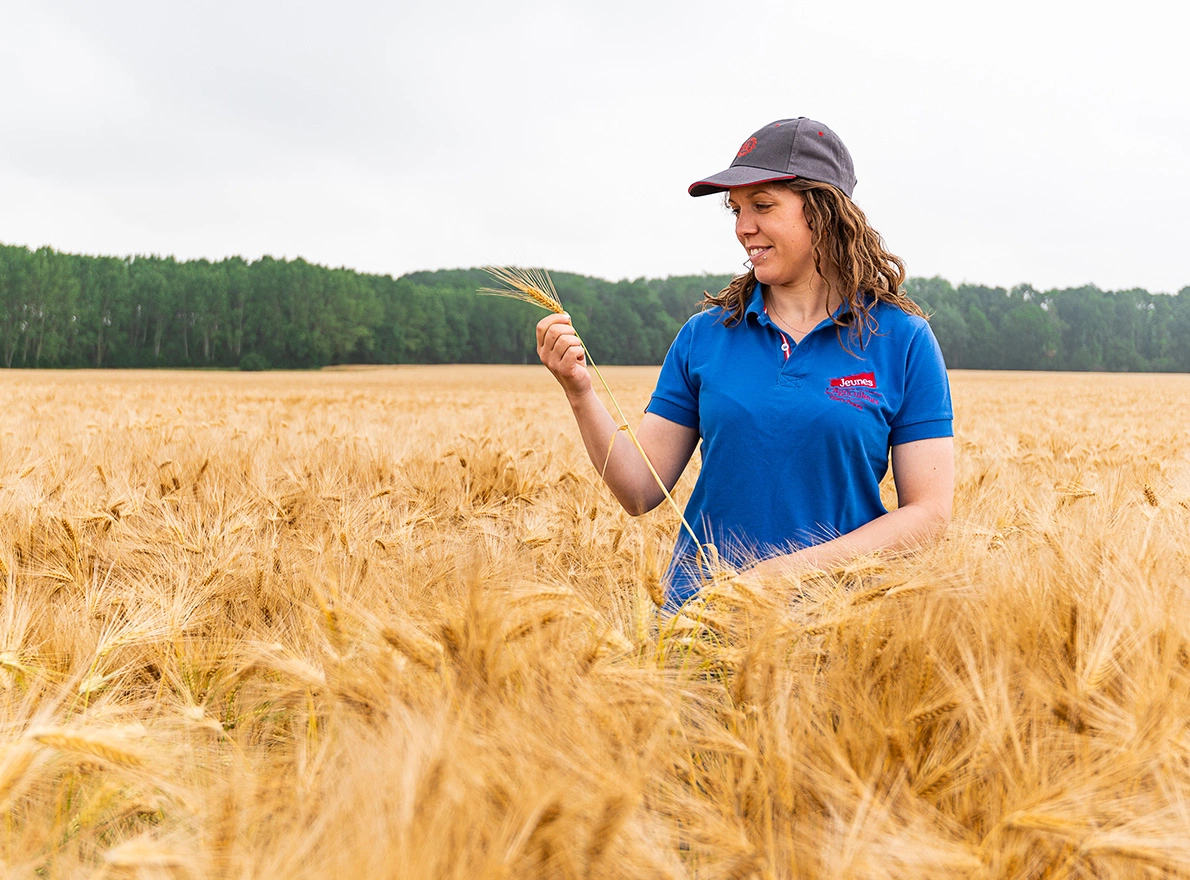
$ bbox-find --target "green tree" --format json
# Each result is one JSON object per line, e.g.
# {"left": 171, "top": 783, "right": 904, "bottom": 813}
{"left": 0, "top": 245, "right": 30, "bottom": 367}
{"left": 927, "top": 303, "right": 970, "bottom": 367}
{"left": 1000, "top": 303, "right": 1060, "bottom": 370}
{"left": 72, "top": 255, "right": 130, "bottom": 366}
{"left": 190, "top": 259, "right": 229, "bottom": 363}
{"left": 129, "top": 257, "right": 172, "bottom": 361}
{"left": 222, "top": 257, "right": 251, "bottom": 361}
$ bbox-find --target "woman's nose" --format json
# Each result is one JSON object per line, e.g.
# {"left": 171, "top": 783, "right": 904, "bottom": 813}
{"left": 735, "top": 210, "right": 756, "bottom": 236}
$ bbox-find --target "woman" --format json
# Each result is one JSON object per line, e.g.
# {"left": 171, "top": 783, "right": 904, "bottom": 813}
{"left": 537, "top": 118, "right": 954, "bottom": 608}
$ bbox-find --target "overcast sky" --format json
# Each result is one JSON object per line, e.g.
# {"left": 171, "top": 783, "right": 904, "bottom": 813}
{"left": 2, "top": 0, "right": 1186, "bottom": 293}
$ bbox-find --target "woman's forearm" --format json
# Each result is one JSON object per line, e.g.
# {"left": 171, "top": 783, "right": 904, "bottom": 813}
{"left": 746, "top": 501, "right": 950, "bottom": 577}
{"left": 537, "top": 313, "right": 698, "bottom": 516}
{"left": 565, "top": 387, "right": 667, "bottom": 516}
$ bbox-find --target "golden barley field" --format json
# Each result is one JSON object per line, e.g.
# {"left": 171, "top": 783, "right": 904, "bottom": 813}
{"left": 1, "top": 365, "right": 1189, "bottom": 879}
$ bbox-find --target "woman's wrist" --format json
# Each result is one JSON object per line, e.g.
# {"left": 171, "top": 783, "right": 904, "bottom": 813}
{"left": 563, "top": 379, "right": 597, "bottom": 408}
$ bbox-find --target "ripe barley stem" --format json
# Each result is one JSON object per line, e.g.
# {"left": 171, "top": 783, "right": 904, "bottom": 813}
{"left": 481, "top": 266, "right": 709, "bottom": 587}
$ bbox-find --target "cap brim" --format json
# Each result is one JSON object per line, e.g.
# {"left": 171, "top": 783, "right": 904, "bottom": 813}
{"left": 688, "top": 166, "right": 798, "bottom": 197}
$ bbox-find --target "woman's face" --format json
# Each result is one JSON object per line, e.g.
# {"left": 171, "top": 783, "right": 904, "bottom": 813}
{"left": 727, "top": 185, "right": 816, "bottom": 292}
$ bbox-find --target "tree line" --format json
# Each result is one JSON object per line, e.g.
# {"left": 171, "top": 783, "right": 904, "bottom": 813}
{"left": 1, "top": 242, "right": 1188, "bottom": 371}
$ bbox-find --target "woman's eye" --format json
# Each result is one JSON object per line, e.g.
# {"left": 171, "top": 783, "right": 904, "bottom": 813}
{"left": 755, "top": 203, "right": 773, "bottom": 211}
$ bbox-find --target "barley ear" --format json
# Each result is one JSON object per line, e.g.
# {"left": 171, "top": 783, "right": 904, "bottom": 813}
{"left": 479, "top": 266, "right": 564, "bottom": 314}
{"left": 32, "top": 728, "right": 145, "bottom": 767}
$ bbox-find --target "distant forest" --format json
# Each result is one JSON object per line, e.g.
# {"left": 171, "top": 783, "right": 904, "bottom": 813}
{"left": 2, "top": 242, "right": 1189, "bottom": 371}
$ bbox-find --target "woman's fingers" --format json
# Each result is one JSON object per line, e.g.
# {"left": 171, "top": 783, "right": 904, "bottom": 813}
{"left": 535, "top": 313, "right": 572, "bottom": 349}
{"left": 536, "top": 314, "right": 583, "bottom": 366}
{"left": 535, "top": 313, "right": 590, "bottom": 395}
{"left": 548, "top": 329, "right": 585, "bottom": 366}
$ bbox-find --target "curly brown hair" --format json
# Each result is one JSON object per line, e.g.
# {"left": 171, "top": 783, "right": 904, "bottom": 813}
{"left": 703, "top": 179, "right": 923, "bottom": 348}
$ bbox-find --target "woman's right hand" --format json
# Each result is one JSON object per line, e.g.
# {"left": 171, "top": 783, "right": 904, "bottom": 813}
{"left": 536, "top": 313, "right": 592, "bottom": 399}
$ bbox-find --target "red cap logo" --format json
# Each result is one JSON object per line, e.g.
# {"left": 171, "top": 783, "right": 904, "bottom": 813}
{"left": 736, "top": 137, "right": 758, "bottom": 158}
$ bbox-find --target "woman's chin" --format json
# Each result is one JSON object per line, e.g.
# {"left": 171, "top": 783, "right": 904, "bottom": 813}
{"left": 752, "top": 266, "right": 785, "bottom": 287}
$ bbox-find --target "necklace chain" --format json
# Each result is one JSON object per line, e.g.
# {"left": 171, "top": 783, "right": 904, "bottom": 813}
{"left": 765, "top": 293, "right": 826, "bottom": 336}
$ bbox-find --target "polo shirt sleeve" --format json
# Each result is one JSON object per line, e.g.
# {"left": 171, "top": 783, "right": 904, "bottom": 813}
{"left": 889, "top": 320, "right": 953, "bottom": 446}
{"left": 645, "top": 316, "right": 699, "bottom": 429}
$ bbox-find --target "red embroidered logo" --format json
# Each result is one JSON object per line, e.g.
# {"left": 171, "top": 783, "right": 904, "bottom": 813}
{"left": 827, "top": 372, "right": 880, "bottom": 409}
{"left": 737, "top": 137, "right": 758, "bottom": 158}
{"left": 829, "top": 371, "right": 876, "bottom": 389}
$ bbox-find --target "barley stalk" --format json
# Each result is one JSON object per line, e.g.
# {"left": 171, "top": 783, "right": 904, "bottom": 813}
{"left": 32, "top": 727, "right": 145, "bottom": 767}
{"left": 381, "top": 624, "right": 444, "bottom": 671}
{"left": 480, "top": 266, "right": 708, "bottom": 590}
{"left": 0, "top": 742, "right": 38, "bottom": 809}
{"left": 586, "top": 790, "right": 636, "bottom": 869}
{"left": 907, "top": 700, "right": 959, "bottom": 727}
{"left": 1005, "top": 811, "right": 1092, "bottom": 836}
{"left": 103, "top": 836, "right": 188, "bottom": 868}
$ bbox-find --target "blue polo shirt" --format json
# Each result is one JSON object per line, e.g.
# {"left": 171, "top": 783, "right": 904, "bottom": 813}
{"left": 646, "top": 284, "right": 952, "bottom": 606}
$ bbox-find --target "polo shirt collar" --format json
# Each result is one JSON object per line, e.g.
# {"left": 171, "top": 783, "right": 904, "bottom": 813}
{"left": 744, "top": 283, "right": 767, "bottom": 324}
{"left": 744, "top": 282, "right": 857, "bottom": 327}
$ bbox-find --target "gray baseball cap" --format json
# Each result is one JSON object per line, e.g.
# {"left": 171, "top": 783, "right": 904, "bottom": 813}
{"left": 688, "top": 117, "right": 857, "bottom": 198}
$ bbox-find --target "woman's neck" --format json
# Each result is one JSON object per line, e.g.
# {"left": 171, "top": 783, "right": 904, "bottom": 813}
{"left": 764, "top": 273, "right": 839, "bottom": 326}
